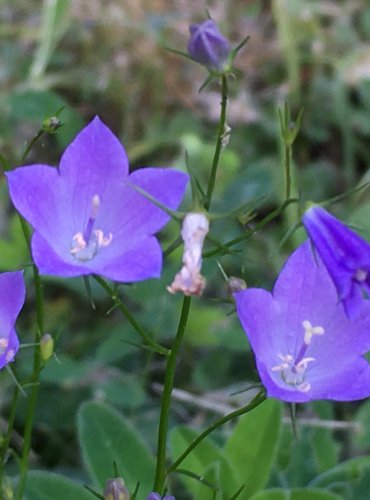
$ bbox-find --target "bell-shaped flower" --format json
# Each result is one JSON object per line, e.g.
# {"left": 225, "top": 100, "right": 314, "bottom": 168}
{"left": 0, "top": 271, "right": 25, "bottom": 369}
{"left": 187, "top": 19, "right": 231, "bottom": 71}
{"left": 302, "top": 205, "right": 370, "bottom": 318}
{"left": 147, "top": 493, "right": 175, "bottom": 500}
{"left": 235, "top": 241, "right": 370, "bottom": 403}
{"left": 167, "top": 212, "right": 209, "bottom": 296}
{"left": 7, "top": 117, "right": 188, "bottom": 282}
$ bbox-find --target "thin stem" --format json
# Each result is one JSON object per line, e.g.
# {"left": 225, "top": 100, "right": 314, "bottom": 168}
{"left": 204, "top": 74, "right": 228, "bottom": 211}
{"left": 284, "top": 142, "right": 292, "bottom": 200}
{"left": 167, "top": 389, "right": 266, "bottom": 474}
{"left": 153, "top": 296, "right": 192, "bottom": 494}
{"left": 93, "top": 275, "right": 168, "bottom": 356}
{"left": 20, "top": 130, "right": 44, "bottom": 165}
{"left": 16, "top": 221, "right": 44, "bottom": 500}
{"left": 203, "top": 198, "right": 299, "bottom": 258}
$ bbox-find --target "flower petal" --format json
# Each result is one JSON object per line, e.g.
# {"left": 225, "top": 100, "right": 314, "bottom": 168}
{"left": 6, "top": 165, "right": 71, "bottom": 246}
{"left": 0, "top": 328, "right": 20, "bottom": 369}
{"left": 59, "top": 116, "right": 130, "bottom": 227}
{"left": 94, "top": 235, "right": 163, "bottom": 282}
{"left": 0, "top": 271, "right": 26, "bottom": 332}
{"left": 234, "top": 288, "right": 280, "bottom": 369}
{"left": 114, "top": 167, "right": 188, "bottom": 236}
{"left": 32, "top": 233, "right": 90, "bottom": 277}
{"left": 311, "top": 357, "right": 370, "bottom": 401}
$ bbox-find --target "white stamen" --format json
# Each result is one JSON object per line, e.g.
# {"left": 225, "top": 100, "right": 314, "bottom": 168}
{"left": 94, "top": 230, "right": 113, "bottom": 247}
{"left": 70, "top": 195, "right": 113, "bottom": 262}
{"left": 355, "top": 268, "right": 368, "bottom": 282}
{"left": 302, "top": 320, "right": 324, "bottom": 345}
{"left": 70, "top": 233, "right": 87, "bottom": 254}
{"left": 295, "top": 357, "right": 315, "bottom": 372}
{"left": 91, "top": 194, "right": 100, "bottom": 218}
{"left": 0, "top": 338, "right": 8, "bottom": 352}
{"left": 5, "top": 349, "right": 14, "bottom": 363}
{"left": 296, "top": 382, "right": 311, "bottom": 392}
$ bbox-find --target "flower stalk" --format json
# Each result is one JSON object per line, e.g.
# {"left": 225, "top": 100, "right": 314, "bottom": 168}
{"left": 16, "top": 219, "right": 44, "bottom": 500}
{"left": 204, "top": 74, "right": 228, "bottom": 211}
{"left": 153, "top": 296, "right": 192, "bottom": 494}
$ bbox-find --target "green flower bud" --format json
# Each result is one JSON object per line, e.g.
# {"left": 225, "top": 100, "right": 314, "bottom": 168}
{"left": 40, "top": 333, "right": 54, "bottom": 362}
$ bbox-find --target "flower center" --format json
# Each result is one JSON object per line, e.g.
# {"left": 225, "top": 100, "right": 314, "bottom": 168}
{"left": 354, "top": 268, "right": 368, "bottom": 283}
{"left": 70, "top": 195, "right": 112, "bottom": 262}
{"left": 271, "top": 320, "right": 325, "bottom": 393}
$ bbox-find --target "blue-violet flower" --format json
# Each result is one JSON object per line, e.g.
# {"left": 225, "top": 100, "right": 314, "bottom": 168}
{"left": 147, "top": 494, "right": 175, "bottom": 500}
{"left": 235, "top": 241, "right": 370, "bottom": 403}
{"left": 7, "top": 117, "right": 188, "bottom": 282}
{"left": 302, "top": 205, "right": 370, "bottom": 319}
{"left": 0, "top": 271, "right": 25, "bottom": 369}
{"left": 188, "top": 19, "right": 231, "bottom": 71}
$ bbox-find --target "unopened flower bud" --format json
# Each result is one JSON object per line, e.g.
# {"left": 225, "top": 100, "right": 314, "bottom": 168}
{"left": 40, "top": 333, "right": 54, "bottom": 362}
{"left": 146, "top": 494, "right": 175, "bottom": 500}
{"left": 168, "top": 213, "right": 209, "bottom": 296}
{"left": 146, "top": 494, "right": 161, "bottom": 500}
{"left": 104, "top": 478, "right": 130, "bottom": 500}
{"left": 188, "top": 20, "right": 231, "bottom": 71}
{"left": 227, "top": 276, "right": 247, "bottom": 295}
{"left": 42, "top": 116, "right": 62, "bottom": 133}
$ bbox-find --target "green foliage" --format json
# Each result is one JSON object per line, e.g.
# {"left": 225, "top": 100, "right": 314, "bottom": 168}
{"left": 24, "top": 471, "right": 92, "bottom": 500}
{"left": 250, "top": 488, "right": 341, "bottom": 500}
{"left": 309, "top": 457, "right": 370, "bottom": 499}
{"left": 224, "top": 399, "right": 283, "bottom": 498}
{"left": 170, "top": 399, "right": 282, "bottom": 498}
{"left": 78, "top": 401, "right": 155, "bottom": 495}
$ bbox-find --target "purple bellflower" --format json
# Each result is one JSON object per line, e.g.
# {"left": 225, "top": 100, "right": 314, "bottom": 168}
{"left": 0, "top": 272, "right": 25, "bottom": 369}
{"left": 7, "top": 117, "right": 188, "bottom": 282}
{"left": 303, "top": 205, "right": 370, "bottom": 319}
{"left": 147, "top": 494, "right": 175, "bottom": 500}
{"left": 235, "top": 241, "right": 370, "bottom": 403}
{"left": 188, "top": 19, "right": 231, "bottom": 71}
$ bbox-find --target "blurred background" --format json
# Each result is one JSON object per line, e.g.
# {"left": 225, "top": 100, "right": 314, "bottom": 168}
{"left": 2, "top": 0, "right": 370, "bottom": 498}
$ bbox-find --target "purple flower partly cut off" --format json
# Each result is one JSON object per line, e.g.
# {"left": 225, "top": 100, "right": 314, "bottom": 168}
{"left": 7, "top": 117, "right": 188, "bottom": 282}
{"left": 235, "top": 241, "right": 370, "bottom": 403}
{"left": 0, "top": 272, "right": 25, "bottom": 369}
{"left": 147, "top": 494, "right": 175, "bottom": 500}
{"left": 188, "top": 19, "right": 231, "bottom": 71}
{"left": 302, "top": 205, "right": 370, "bottom": 319}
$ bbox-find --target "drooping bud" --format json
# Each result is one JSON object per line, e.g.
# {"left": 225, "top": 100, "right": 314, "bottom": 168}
{"left": 40, "top": 333, "right": 54, "bottom": 362}
{"left": 42, "top": 116, "right": 62, "bottom": 133}
{"left": 227, "top": 276, "right": 247, "bottom": 295}
{"left": 187, "top": 20, "right": 231, "bottom": 72}
{"left": 168, "top": 213, "right": 209, "bottom": 296}
{"left": 104, "top": 478, "right": 130, "bottom": 500}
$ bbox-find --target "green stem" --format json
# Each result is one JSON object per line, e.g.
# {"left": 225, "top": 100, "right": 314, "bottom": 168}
{"left": 93, "top": 275, "right": 168, "bottom": 356}
{"left": 284, "top": 142, "right": 292, "bottom": 200}
{"left": 20, "top": 130, "right": 44, "bottom": 165}
{"left": 153, "top": 296, "right": 192, "bottom": 494}
{"left": 203, "top": 198, "right": 298, "bottom": 258}
{"left": 16, "top": 221, "right": 44, "bottom": 500}
{"left": 204, "top": 74, "right": 228, "bottom": 211}
{"left": 167, "top": 389, "right": 266, "bottom": 474}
